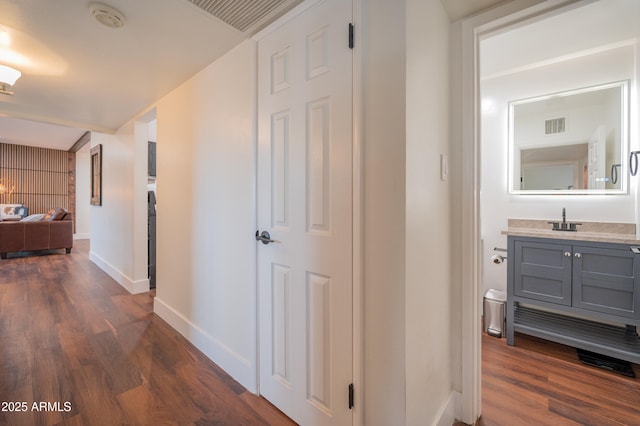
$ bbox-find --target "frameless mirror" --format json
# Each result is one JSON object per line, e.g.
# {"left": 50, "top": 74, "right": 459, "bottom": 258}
{"left": 508, "top": 81, "right": 628, "bottom": 194}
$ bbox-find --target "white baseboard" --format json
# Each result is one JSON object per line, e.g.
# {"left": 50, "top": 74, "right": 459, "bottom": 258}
{"left": 73, "top": 233, "right": 90, "bottom": 240}
{"left": 89, "top": 251, "right": 150, "bottom": 294}
{"left": 153, "top": 297, "right": 255, "bottom": 392}
{"left": 436, "top": 390, "right": 461, "bottom": 426}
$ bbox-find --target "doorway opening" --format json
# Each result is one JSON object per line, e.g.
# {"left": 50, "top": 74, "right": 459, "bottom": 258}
{"left": 473, "top": 0, "right": 640, "bottom": 423}
{"left": 133, "top": 111, "right": 158, "bottom": 292}
{"left": 148, "top": 126, "right": 157, "bottom": 289}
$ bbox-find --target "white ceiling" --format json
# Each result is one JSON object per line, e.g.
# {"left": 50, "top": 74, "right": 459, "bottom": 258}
{"left": 0, "top": 0, "right": 252, "bottom": 148}
{"left": 0, "top": 0, "right": 502, "bottom": 151}
{"left": 440, "top": 0, "right": 506, "bottom": 22}
{"left": 0, "top": 116, "right": 88, "bottom": 151}
{"left": 481, "top": 0, "right": 640, "bottom": 78}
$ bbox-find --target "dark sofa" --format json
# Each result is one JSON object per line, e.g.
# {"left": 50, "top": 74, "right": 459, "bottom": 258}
{"left": 0, "top": 211, "right": 73, "bottom": 259}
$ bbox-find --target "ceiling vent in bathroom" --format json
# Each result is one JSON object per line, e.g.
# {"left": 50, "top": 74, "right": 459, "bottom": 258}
{"left": 185, "top": 0, "right": 303, "bottom": 34}
{"left": 545, "top": 117, "right": 566, "bottom": 135}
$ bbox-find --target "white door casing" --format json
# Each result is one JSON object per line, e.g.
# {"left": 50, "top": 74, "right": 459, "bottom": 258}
{"left": 459, "top": 1, "right": 594, "bottom": 423}
{"left": 257, "top": 0, "right": 353, "bottom": 424}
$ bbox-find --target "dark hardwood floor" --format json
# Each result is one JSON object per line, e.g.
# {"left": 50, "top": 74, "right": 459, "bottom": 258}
{"left": 0, "top": 240, "right": 297, "bottom": 425}
{"left": 6, "top": 241, "right": 640, "bottom": 425}
{"left": 476, "top": 332, "right": 640, "bottom": 425}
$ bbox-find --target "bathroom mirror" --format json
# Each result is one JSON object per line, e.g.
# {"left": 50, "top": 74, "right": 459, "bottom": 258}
{"left": 508, "top": 81, "right": 628, "bottom": 194}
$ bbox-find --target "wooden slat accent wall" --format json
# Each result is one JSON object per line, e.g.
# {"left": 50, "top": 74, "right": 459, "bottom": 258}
{"left": 0, "top": 143, "right": 76, "bottom": 222}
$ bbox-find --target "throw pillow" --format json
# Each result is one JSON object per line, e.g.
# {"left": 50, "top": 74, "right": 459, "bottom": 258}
{"left": 42, "top": 208, "right": 56, "bottom": 221}
{"left": 14, "top": 205, "right": 29, "bottom": 218}
{"left": 0, "top": 204, "right": 23, "bottom": 220}
{"left": 52, "top": 208, "right": 67, "bottom": 220}
{"left": 20, "top": 213, "right": 46, "bottom": 222}
{"left": 43, "top": 207, "right": 68, "bottom": 221}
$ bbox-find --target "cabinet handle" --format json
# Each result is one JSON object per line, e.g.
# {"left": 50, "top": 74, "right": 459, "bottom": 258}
{"left": 575, "top": 253, "right": 582, "bottom": 259}
{"left": 564, "top": 252, "right": 571, "bottom": 257}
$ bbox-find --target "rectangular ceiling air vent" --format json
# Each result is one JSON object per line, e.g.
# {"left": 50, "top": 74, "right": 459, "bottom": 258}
{"left": 187, "top": 0, "right": 303, "bottom": 33}
{"left": 545, "top": 117, "right": 566, "bottom": 135}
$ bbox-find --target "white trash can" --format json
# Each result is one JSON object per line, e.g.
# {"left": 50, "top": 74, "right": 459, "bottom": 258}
{"left": 483, "top": 289, "right": 506, "bottom": 338}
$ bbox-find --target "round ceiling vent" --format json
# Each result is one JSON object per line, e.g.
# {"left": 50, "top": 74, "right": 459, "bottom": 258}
{"left": 89, "top": 3, "right": 126, "bottom": 29}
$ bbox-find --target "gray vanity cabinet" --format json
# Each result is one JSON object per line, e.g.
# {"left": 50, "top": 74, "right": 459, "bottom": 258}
{"left": 507, "top": 235, "right": 640, "bottom": 364}
{"left": 572, "top": 245, "right": 640, "bottom": 319}
{"left": 513, "top": 240, "right": 572, "bottom": 306}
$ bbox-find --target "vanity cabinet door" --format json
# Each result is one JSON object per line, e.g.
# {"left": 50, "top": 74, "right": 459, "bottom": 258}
{"left": 572, "top": 245, "right": 640, "bottom": 319}
{"left": 514, "top": 240, "right": 573, "bottom": 305}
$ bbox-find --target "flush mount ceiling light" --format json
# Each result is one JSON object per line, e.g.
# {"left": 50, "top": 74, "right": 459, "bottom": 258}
{"left": 89, "top": 3, "right": 126, "bottom": 28}
{"left": 0, "top": 29, "right": 10, "bottom": 45}
{"left": 0, "top": 64, "right": 21, "bottom": 96}
{"left": 0, "top": 64, "right": 21, "bottom": 85}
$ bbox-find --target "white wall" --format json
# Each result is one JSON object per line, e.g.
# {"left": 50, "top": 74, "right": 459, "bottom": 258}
{"left": 149, "top": 1, "right": 458, "bottom": 423}
{"left": 90, "top": 125, "right": 150, "bottom": 294}
{"left": 148, "top": 119, "right": 157, "bottom": 142}
{"left": 480, "top": 43, "right": 638, "bottom": 298}
{"left": 405, "top": 0, "right": 454, "bottom": 424}
{"left": 153, "top": 40, "right": 257, "bottom": 391}
{"left": 75, "top": 2, "right": 460, "bottom": 424}
{"left": 362, "top": 0, "right": 406, "bottom": 423}
{"left": 148, "top": 0, "right": 454, "bottom": 422}
{"left": 75, "top": 148, "right": 91, "bottom": 239}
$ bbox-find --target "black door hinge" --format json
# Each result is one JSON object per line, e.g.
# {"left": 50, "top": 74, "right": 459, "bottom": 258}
{"left": 348, "top": 383, "right": 354, "bottom": 409}
{"left": 348, "top": 23, "right": 354, "bottom": 49}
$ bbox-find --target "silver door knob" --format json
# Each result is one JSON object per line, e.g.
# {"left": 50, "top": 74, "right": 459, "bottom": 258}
{"left": 255, "top": 230, "right": 279, "bottom": 245}
{"left": 574, "top": 253, "right": 582, "bottom": 259}
{"left": 564, "top": 252, "right": 571, "bottom": 257}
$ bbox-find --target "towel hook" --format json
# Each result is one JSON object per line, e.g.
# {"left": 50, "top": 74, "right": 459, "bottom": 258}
{"left": 630, "top": 151, "right": 640, "bottom": 177}
{"left": 611, "top": 163, "right": 621, "bottom": 184}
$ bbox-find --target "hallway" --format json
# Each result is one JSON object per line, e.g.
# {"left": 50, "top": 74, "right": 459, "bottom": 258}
{"left": 0, "top": 240, "right": 295, "bottom": 425}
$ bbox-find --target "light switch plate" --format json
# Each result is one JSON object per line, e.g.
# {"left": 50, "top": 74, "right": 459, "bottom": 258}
{"left": 440, "top": 154, "right": 448, "bottom": 181}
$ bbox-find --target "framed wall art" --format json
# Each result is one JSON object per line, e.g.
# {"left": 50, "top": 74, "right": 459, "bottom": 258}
{"left": 90, "top": 144, "right": 102, "bottom": 206}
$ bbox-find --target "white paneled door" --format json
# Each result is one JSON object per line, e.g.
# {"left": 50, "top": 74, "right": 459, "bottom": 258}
{"left": 257, "top": 0, "right": 353, "bottom": 424}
